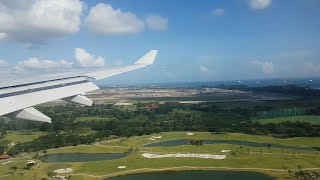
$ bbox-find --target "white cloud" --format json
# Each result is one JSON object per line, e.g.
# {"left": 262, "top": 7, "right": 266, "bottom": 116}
{"left": 0, "top": 0, "right": 83, "bottom": 44}
{"left": 200, "top": 65, "right": 209, "bottom": 72}
{"left": 84, "top": 3, "right": 144, "bottom": 35}
{"left": 0, "top": 59, "right": 10, "bottom": 67}
{"left": 303, "top": 63, "right": 320, "bottom": 73}
{"left": 253, "top": 60, "right": 274, "bottom": 74}
{"left": 212, "top": 8, "right": 225, "bottom": 16}
{"left": 248, "top": 0, "right": 272, "bottom": 10}
{"left": 19, "top": 57, "right": 72, "bottom": 70}
{"left": 74, "top": 48, "right": 105, "bottom": 68}
{"left": 146, "top": 15, "right": 168, "bottom": 31}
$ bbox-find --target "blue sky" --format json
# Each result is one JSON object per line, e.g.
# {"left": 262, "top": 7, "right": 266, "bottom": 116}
{"left": 0, "top": 0, "right": 320, "bottom": 84}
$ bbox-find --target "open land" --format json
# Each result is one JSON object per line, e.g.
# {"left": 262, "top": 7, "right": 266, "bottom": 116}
{"left": 41, "top": 87, "right": 294, "bottom": 106}
{"left": 1, "top": 132, "right": 320, "bottom": 180}
{"left": 254, "top": 115, "right": 320, "bottom": 125}
{"left": 1, "top": 86, "right": 320, "bottom": 179}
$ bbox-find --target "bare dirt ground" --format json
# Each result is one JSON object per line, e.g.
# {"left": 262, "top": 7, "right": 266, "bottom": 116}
{"left": 41, "top": 87, "right": 293, "bottom": 106}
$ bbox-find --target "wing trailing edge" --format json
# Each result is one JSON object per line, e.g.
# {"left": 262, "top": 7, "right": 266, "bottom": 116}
{"left": 0, "top": 50, "right": 158, "bottom": 122}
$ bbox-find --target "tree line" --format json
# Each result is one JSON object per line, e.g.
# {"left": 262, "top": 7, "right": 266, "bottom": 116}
{"left": 1, "top": 101, "right": 320, "bottom": 155}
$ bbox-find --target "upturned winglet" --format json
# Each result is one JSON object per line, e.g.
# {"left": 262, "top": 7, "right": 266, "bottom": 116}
{"left": 134, "top": 50, "right": 158, "bottom": 66}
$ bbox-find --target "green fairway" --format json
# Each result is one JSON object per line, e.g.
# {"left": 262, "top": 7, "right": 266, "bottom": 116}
{"left": 46, "top": 144, "right": 129, "bottom": 154}
{"left": 75, "top": 116, "right": 113, "bottom": 122}
{"left": 3, "top": 131, "right": 46, "bottom": 143}
{"left": 1, "top": 132, "right": 320, "bottom": 180}
{"left": 254, "top": 115, "right": 320, "bottom": 125}
{"left": 100, "top": 132, "right": 320, "bottom": 148}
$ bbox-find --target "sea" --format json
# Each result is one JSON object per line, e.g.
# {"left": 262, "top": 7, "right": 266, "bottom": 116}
{"left": 100, "top": 78, "right": 320, "bottom": 89}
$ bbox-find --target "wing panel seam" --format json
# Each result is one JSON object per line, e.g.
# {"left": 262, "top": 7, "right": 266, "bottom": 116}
{"left": 0, "top": 80, "right": 88, "bottom": 99}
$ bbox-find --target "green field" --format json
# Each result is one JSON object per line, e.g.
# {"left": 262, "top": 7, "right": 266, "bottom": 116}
{"left": 75, "top": 116, "right": 113, "bottom": 122}
{"left": 255, "top": 115, "right": 320, "bottom": 125}
{"left": 1, "top": 132, "right": 320, "bottom": 180}
{"left": 2, "top": 131, "right": 46, "bottom": 143}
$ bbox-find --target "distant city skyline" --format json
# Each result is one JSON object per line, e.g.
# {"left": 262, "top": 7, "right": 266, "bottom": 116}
{"left": 0, "top": 0, "right": 320, "bottom": 83}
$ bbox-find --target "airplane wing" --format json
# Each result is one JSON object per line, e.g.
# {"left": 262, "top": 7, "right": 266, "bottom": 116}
{"left": 0, "top": 50, "right": 158, "bottom": 123}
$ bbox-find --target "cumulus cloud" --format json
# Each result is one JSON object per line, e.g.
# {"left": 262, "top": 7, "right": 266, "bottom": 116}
{"left": 146, "top": 15, "right": 168, "bottom": 31}
{"left": 212, "top": 8, "right": 225, "bottom": 16}
{"left": 248, "top": 0, "right": 272, "bottom": 10}
{"left": 84, "top": 3, "right": 144, "bottom": 35}
{"left": 0, "top": 0, "right": 83, "bottom": 44}
{"left": 74, "top": 48, "right": 105, "bottom": 68}
{"left": 18, "top": 58, "right": 72, "bottom": 70}
{"left": 253, "top": 60, "right": 274, "bottom": 74}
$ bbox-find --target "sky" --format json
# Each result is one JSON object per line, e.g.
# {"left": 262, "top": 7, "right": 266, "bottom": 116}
{"left": 0, "top": 0, "right": 320, "bottom": 84}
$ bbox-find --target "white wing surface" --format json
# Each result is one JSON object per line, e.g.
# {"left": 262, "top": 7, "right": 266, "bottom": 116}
{"left": 0, "top": 50, "right": 158, "bottom": 123}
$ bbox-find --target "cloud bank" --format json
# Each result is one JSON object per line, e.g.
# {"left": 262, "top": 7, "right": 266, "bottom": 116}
{"left": 253, "top": 60, "right": 274, "bottom": 74}
{"left": 1, "top": 48, "right": 105, "bottom": 73}
{"left": 0, "top": 59, "right": 10, "bottom": 68}
{"left": 19, "top": 58, "right": 72, "bottom": 70}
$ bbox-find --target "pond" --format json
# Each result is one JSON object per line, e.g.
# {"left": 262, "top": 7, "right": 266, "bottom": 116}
{"left": 39, "top": 153, "right": 128, "bottom": 163}
{"left": 107, "top": 170, "right": 274, "bottom": 180}
{"left": 143, "top": 139, "right": 314, "bottom": 151}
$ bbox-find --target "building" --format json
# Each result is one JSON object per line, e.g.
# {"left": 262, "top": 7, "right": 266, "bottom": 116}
{"left": 0, "top": 153, "right": 10, "bottom": 160}
{"left": 144, "top": 104, "right": 159, "bottom": 111}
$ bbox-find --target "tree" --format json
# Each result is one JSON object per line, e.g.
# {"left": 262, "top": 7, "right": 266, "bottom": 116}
{"left": 0, "top": 140, "right": 12, "bottom": 152}
{"left": 282, "top": 165, "right": 287, "bottom": 172}
{"left": 128, "top": 147, "right": 134, "bottom": 153}
{"left": 0, "top": 146, "right": 5, "bottom": 154}
{"left": 47, "top": 171, "right": 57, "bottom": 178}
{"left": 266, "top": 143, "right": 271, "bottom": 151}
{"left": 8, "top": 143, "right": 22, "bottom": 157}
{"left": 24, "top": 163, "right": 35, "bottom": 170}
{"left": 10, "top": 166, "right": 18, "bottom": 173}
{"left": 34, "top": 153, "right": 39, "bottom": 159}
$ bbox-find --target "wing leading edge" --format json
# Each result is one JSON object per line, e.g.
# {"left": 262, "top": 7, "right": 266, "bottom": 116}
{"left": 0, "top": 50, "right": 158, "bottom": 123}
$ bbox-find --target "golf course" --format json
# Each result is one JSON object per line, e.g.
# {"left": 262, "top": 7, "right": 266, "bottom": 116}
{"left": 1, "top": 132, "right": 319, "bottom": 179}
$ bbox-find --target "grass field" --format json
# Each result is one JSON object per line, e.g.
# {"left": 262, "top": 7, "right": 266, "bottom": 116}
{"left": 3, "top": 131, "right": 46, "bottom": 143}
{"left": 254, "top": 115, "right": 320, "bottom": 125}
{"left": 75, "top": 116, "right": 113, "bottom": 122}
{"left": 101, "top": 132, "right": 320, "bottom": 147}
{"left": 1, "top": 132, "right": 320, "bottom": 180}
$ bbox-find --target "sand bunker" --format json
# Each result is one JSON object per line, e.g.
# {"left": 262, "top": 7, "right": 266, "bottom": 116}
{"left": 54, "top": 168, "right": 73, "bottom": 174}
{"left": 1, "top": 161, "right": 11, "bottom": 165}
{"left": 142, "top": 153, "right": 226, "bottom": 159}
{"left": 152, "top": 136, "right": 162, "bottom": 139}
{"left": 27, "top": 160, "right": 36, "bottom": 164}
{"left": 148, "top": 136, "right": 162, "bottom": 140}
{"left": 221, "top": 150, "right": 231, "bottom": 153}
